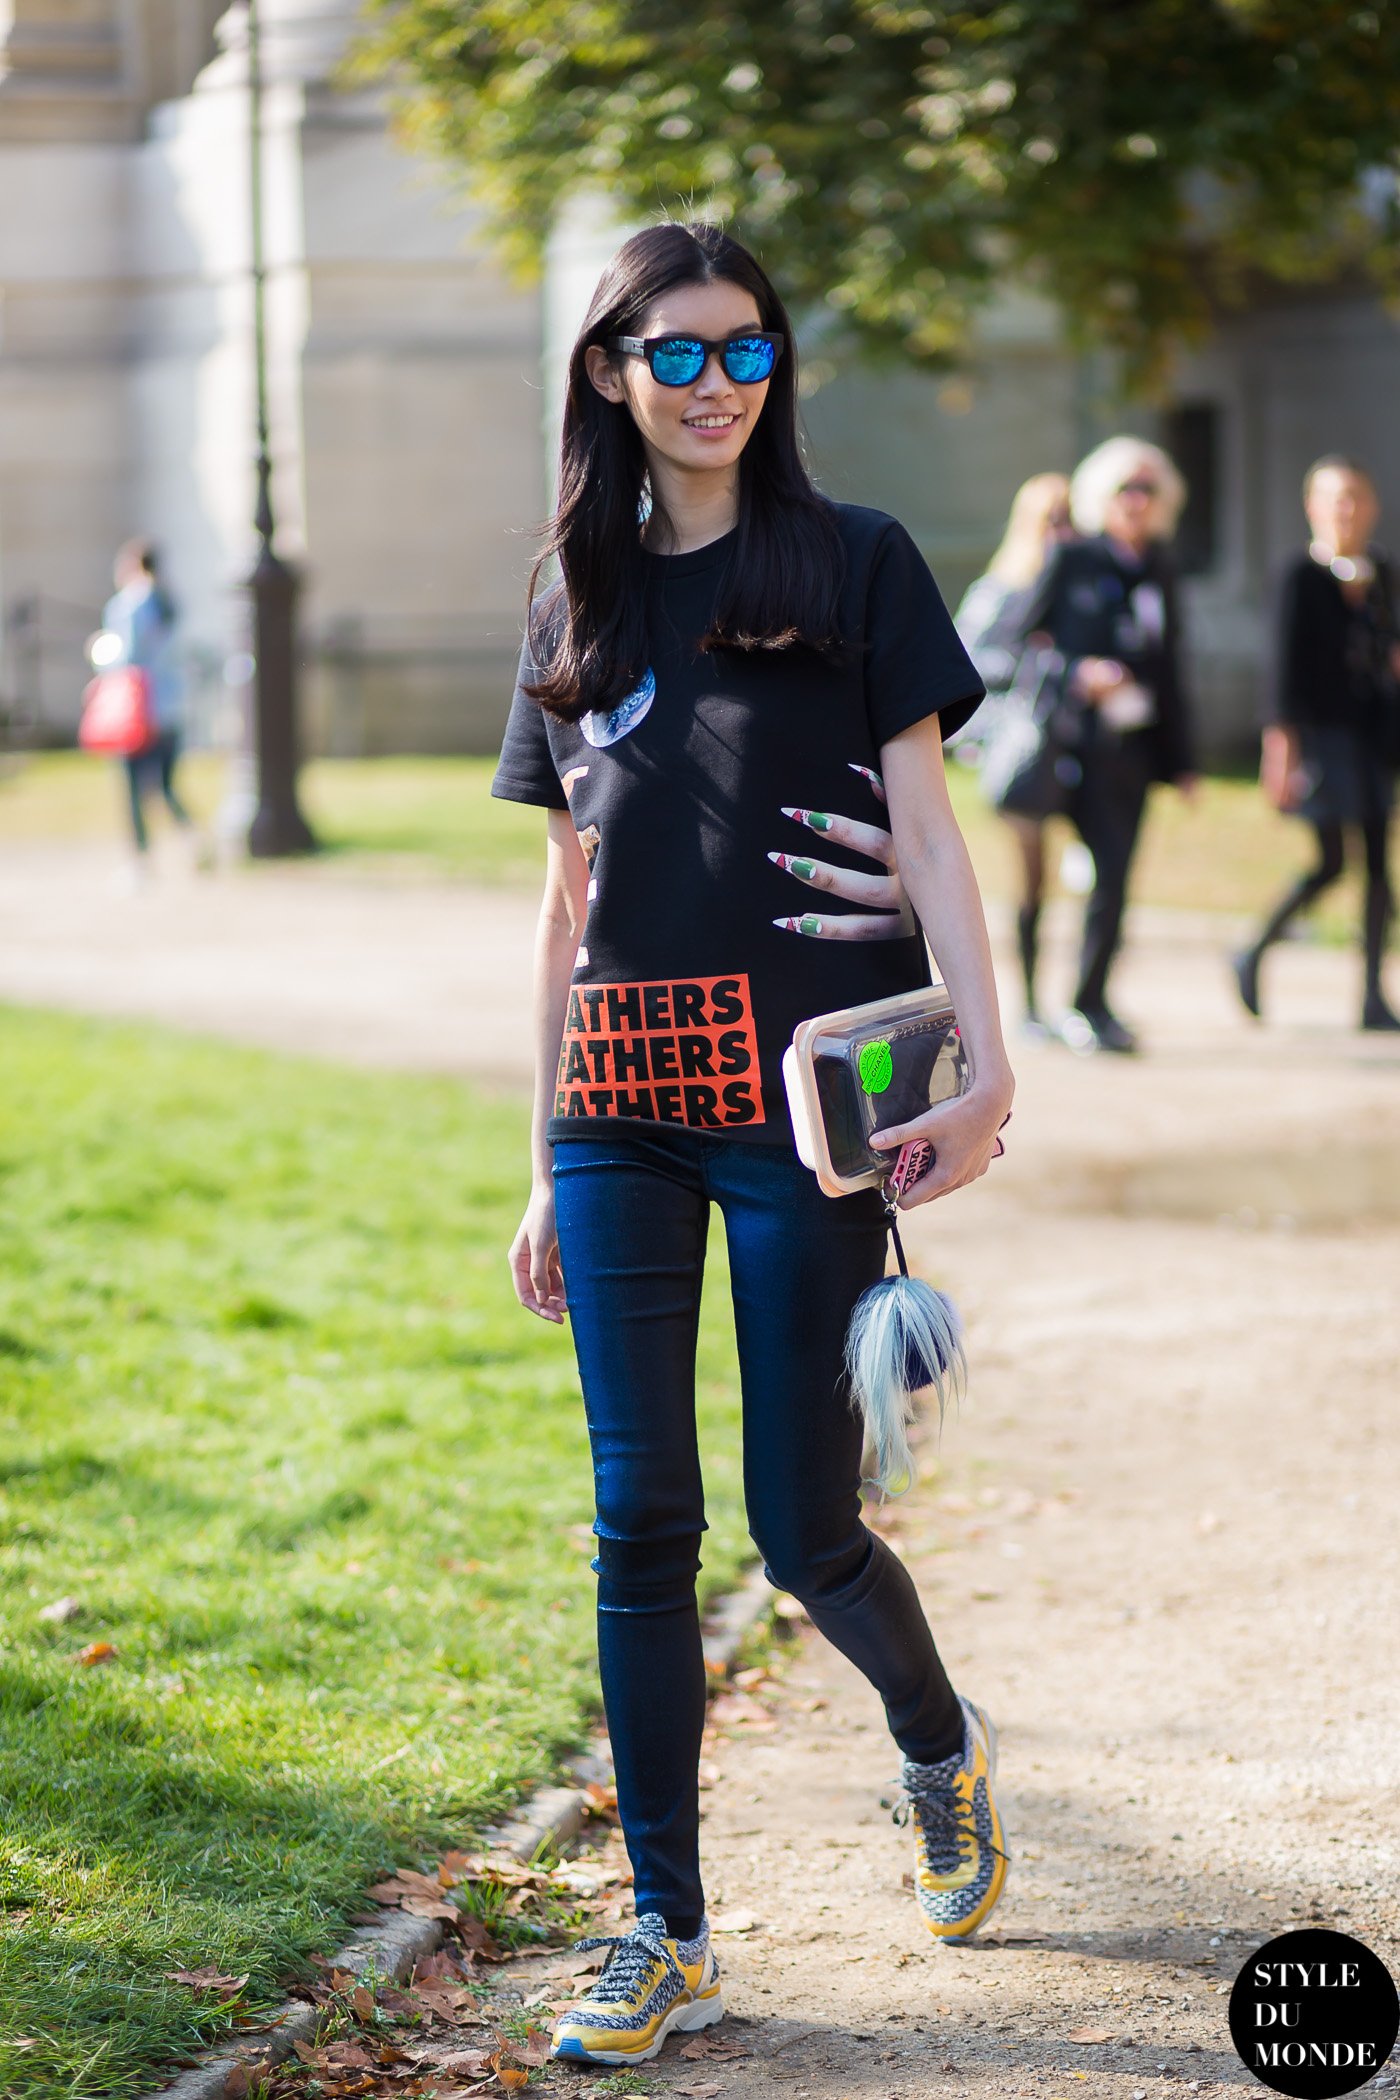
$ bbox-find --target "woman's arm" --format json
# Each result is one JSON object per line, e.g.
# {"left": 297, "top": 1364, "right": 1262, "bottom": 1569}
{"left": 866, "top": 715, "right": 1015, "bottom": 1207}
{"left": 1260, "top": 723, "right": 1303, "bottom": 811}
{"left": 509, "top": 809, "right": 589, "bottom": 1320}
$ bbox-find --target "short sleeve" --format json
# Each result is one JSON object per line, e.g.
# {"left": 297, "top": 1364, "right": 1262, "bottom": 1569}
{"left": 864, "top": 521, "right": 985, "bottom": 750}
{"left": 491, "top": 631, "right": 567, "bottom": 809}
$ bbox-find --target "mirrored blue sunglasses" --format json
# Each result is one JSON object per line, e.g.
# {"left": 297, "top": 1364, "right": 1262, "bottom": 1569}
{"left": 608, "top": 332, "right": 784, "bottom": 387}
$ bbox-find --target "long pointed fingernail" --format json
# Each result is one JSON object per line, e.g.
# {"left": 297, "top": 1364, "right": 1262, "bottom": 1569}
{"left": 773, "top": 914, "right": 825, "bottom": 935}
{"left": 769, "top": 851, "right": 817, "bottom": 879}
{"left": 848, "top": 763, "right": 883, "bottom": 788}
{"left": 781, "top": 806, "right": 832, "bottom": 831}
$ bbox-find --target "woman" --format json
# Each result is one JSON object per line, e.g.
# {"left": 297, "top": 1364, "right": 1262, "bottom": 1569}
{"left": 492, "top": 223, "right": 1015, "bottom": 2066}
{"left": 101, "top": 539, "right": 193, "bottom": 860}
{"left": 1233, "top": 456, "right": 1400, "bottom": 1031}
{"left": 954, "top": 472, "right": 1074, "bottom": 1032}
{"left": 1009, "top": 437, "right": 1197, "bottom": 1053}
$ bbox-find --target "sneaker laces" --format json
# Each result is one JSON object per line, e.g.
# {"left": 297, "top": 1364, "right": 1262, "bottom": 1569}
{"left": 894, "top": 1764, "right": 1007, "bottom": 1877}
{"left": 572, "top": 1913, "right": 680, "bottom": 2005}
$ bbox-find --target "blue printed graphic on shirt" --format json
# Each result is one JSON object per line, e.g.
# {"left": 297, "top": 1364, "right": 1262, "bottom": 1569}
{"left": 582, "top": 668, "right": 656, "bottom": 748}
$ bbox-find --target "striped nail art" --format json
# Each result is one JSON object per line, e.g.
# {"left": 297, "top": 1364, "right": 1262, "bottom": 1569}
{"left": 780, "top": 806, "right": 832, "bottom": 832}
{"left": 773, "top": 914, "right": 824, "bottom": 936}
{"left": 769, "top": 851, "right": 817, "bottom": 880}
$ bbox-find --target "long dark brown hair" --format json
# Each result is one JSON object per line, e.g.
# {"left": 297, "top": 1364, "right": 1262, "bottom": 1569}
{"left": 526, "top": 222, "right": 844, "bottom": 721}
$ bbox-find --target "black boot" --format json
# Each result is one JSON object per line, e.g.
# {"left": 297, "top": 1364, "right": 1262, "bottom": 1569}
{"left": 1231, "top": 948, "right": 1262, "bottom": 1020}
{"left": 1016, "top": 904, "right": 1044, "bottom": 1031}
{"left": 1362, "top": 883, "right": 1400, "bottom": 1030}
{"left": 1237, "top": 858, "right": 1340, "bottom": 1023}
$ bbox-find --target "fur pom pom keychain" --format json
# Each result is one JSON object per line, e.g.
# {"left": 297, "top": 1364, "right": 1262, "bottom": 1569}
{"left": 845, "top": 1139, "right": 967, "bottom": 1498}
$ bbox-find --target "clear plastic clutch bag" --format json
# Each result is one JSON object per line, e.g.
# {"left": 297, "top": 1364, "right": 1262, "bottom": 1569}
{"left": 781, "top": 982, "right": 970, "bottom": 1199}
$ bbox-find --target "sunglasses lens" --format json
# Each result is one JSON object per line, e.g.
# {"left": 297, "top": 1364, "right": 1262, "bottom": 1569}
{"left": 1121, "top": 481, "right": 1157, "bottom": 498}
{"left": 650, "top": 338, "right": 706, "bottom": 386}
{"left": 723, "top": 336, "right": 776, "bottom": 383}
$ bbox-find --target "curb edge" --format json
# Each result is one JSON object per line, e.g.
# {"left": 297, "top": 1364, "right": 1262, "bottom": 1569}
{"left": 147, "top": 1565, "right": 777, "bottom": 2100}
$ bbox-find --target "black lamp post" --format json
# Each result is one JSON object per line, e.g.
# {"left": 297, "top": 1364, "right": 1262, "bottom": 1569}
{"left": 245, "top": 0, "right": 315, "bottom": 857}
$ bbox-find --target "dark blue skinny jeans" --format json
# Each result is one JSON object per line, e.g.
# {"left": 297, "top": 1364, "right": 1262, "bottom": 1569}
{"left": 551, "top": 1126, "right": 963, "bottom": 1938}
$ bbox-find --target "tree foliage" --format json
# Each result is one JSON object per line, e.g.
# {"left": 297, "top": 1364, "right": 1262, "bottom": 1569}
{"left": 354, "top": 1, "right": 1400, "bottom": 379}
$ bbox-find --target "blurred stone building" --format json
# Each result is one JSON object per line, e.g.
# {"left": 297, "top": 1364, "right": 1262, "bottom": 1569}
{"left": 0, "top": 0, "right": 542, "bottom": 752}
{"left": 2, "top": 0, "right": 1397, "bottom": 761}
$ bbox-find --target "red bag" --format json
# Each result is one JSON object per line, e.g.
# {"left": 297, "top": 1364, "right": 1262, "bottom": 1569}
{"left": 78, "top": 666, "right": 158, "bottom": 756}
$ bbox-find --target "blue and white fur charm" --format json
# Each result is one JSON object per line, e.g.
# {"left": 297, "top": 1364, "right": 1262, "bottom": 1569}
{"left": 845, "top": 1167, "right": 966, "bottom": 1498}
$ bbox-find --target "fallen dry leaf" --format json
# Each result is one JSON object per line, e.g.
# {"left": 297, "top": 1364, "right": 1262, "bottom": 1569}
{"left": 450, "top": 1914, "right": 503, "bottom": 1962}
{"left": 223, "top": 2068, "right": 253, "bottom": 2099}
{"left": 38, "top": 1596, "right": 82, "bottom": 1624}
{"left": 502, "top": 2028, "right": 552, "bottom": 2069}
{"left": 429, "top": 2047, "right": 496, "bottom": 2077}
{"left": 74, "top": 1641, "right": 117, "bottom": 1667}
{"left": 167, "top": 1967, "right": 249, "bottom": 1997}
{"left": 401, "top": 1895, "right": 461, "bottom": 1921}
{"left": 491, "top": 2062, "right": 529, "bottom": 2091}
{"left": 349, "top": 1984, "right": 376, "bottom": 2020}
{"left": 1066, "top": 2027, "right": 1118, "bottom": 2044}
{"left": 711, "top": 1909, "right": 758, "bottom": 1934}
{"left": 367, "top": 1869, "right": 451, "bottom": 1904}
{"left": 11, "top": 2040, "right": 40, "bottom": 2051}
{"left": 677, "top": 2032, "right": 748, "bottom": 2060}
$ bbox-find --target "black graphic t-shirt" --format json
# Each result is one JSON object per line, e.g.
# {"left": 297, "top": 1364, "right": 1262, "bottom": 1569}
{"left": 491, "top": 503, "right": 983, "bottom": 1146}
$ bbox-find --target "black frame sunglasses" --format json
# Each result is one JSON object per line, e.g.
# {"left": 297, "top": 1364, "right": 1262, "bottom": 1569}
{"left": 608, "top": 332, "right": 785, "bottom": 387}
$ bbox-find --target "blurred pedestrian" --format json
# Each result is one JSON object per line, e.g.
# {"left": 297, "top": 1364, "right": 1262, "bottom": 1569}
{"left": 101, "top": 540, "right": 193, "bottom": 862}
{"left": 1009, "top": 437, "right": 1197, "bottom": 1053}
{"left": 955, "top": 472, "right": 1073, "bottom": 1033}
{"left": 1233, "top": 457, "right": 1400, "bottom": 1031}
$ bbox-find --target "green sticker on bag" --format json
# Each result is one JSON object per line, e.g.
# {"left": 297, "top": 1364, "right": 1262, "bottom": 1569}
{"left": 857, "top": 1038, "right": 893, "bottom": 1094}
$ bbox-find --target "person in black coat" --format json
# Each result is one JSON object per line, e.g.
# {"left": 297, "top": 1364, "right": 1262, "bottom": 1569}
{"left": 1233, "top": 457, "right": 1400, "bottom": 1031}
{"left": 1010, "top": 437, "right": 1198, "bottom": 1053}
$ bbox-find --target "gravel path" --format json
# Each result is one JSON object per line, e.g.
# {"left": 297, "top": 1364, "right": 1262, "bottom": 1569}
{"left": 5, "top": 837, "right": 1398, "bottom": 2098}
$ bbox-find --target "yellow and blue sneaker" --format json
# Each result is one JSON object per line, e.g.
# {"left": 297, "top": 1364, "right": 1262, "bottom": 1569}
{"left": 550, "top": 1912, "right": 723, "bottom": 2065}
{"left": 897, "top": 1695, "right": 1010, "bottom": 1943}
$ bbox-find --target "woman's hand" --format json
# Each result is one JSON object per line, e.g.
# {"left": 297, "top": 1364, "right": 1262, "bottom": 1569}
{"left": 868, "top": 1075, "right": 1015, "bottom": 1209}
{"left": 770, "top": 766, "right": 914, "bottom": 940}
{"left": 1072, "top": 656, "right": 1130, "bottom": 704}
{"left": 509, "top": 1183, "right": 568, "bottom": 1322}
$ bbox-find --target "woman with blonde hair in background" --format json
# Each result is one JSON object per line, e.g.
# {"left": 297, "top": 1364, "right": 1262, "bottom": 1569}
{"left": 955, "top": 472, "right": 1073, "bottom": 1033}
{"left": 1007, "top": 436, "right": 1198, "bottom": 1053}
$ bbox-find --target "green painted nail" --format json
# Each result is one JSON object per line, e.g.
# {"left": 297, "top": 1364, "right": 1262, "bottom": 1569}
{"left": 799, "top": 913, "right": 824, "bottom": 936}
{"left": 806, "top": 811, "right": 832, "bottom": 832}
{"left": 792, "top": 857, "right": 817, "bottom": 880}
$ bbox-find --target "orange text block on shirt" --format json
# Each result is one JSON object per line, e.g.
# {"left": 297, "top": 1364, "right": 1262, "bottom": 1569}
{"left": 555, "top": 973, "right": 765, "bottom": 1129}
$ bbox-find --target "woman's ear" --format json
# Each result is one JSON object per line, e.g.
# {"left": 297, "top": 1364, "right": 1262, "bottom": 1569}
{"left": 584, "top": 344, "right": 627, "bottom": 405}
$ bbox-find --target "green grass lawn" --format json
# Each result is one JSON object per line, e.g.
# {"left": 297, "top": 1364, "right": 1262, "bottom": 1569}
{"left": 0, "top": 748, "right": 1368, "bottom": 936}
{"left": 0, "top": 1008, "right": 750, "bottom": 2098}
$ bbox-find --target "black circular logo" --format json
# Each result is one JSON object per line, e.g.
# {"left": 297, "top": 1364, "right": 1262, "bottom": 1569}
{"left": 1228, "top": 1928, "right": 1399, "bottom": 2097}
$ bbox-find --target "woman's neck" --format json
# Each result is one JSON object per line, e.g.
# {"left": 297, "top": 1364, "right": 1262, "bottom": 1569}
{"left": 1107, "top": 531, "right": 1149, "bottom": 565}
{"left": 642, "top": 456, "right": 740, "bottom": 555}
